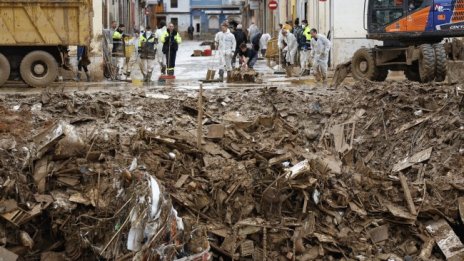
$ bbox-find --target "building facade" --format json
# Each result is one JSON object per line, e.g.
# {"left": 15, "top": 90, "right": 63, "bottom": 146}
{"left": 249, "top": 0, "right": 376, "bottom": 67}
{"left": 145, "top": 0, "right": 190, "bottom": 32}
{"left": 102, "top": 0, "right": 144, "bottom": 33}
{"left": 190, "top": 0, "right": 242, "bottom": 36}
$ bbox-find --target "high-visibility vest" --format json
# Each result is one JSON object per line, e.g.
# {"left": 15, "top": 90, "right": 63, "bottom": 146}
{"left": 139, "top": 33, "right": 157, "bottom": 59}
{"left": 112, "top": 31, "right": 124, "bottom": 56}
{"left": 161, "top": 31, "right": 182, "bottom": 54}
{"left": 303, "top": 26, "right": 312, "bottom": 42}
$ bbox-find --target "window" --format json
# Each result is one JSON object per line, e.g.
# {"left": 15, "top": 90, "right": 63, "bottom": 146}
{"left": 171, "top": 0, "right": 178, "bottom": 8}
{"left": 171, "top": 18, "right": 178, "bottom": 27}
{"left": 208, "top": 16, "right": 219, "bottom": 30}
{"left": 370, "top": 0, "right": 405, "bottom": 32}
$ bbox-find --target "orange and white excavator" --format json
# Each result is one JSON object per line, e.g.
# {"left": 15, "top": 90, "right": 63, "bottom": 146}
{"left": 333, "top": 0, "right": 464, "bottom": 87}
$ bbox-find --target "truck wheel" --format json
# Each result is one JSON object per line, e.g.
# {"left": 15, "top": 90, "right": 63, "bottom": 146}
{"left": 418, "top": 44, "right": 436, "bottom": 83}
{"left": 351, "top": 48, "right": 385, "bottom": 81}
{"left": 0, "top": 53, "right": 10, "bottom": 86}
{"left": 20, "top": 51, "right": 58, "bottom": 88}
{"left": 433, "top": 43, "right": 447, "bottom": 82}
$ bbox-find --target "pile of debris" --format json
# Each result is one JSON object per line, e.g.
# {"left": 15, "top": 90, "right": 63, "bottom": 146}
{"left": 0, "top": 80, "right": 462, "bottom": 260}
{"left": 228, "top": 68, "right": 263, "bottom": 83}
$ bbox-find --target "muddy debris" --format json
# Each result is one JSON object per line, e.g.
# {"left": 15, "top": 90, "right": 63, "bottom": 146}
{"left": 0, "top": 81, "right": 462, "bottom": 260}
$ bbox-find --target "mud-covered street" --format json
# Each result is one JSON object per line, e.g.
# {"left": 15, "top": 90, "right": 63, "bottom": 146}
{"left": 1, "top": 39, "right": 463, "bottom": 261}
{"left": 0, "top": 40, "right": 362, "bottom": 95}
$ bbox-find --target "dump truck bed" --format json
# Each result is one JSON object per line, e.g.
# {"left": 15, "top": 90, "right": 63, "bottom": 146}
{"left": 0, "top": 0, "right": 92, "bottom": 46}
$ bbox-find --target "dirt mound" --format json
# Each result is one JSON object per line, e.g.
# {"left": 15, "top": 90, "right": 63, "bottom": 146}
{"left": 0, "top": 82, "right": 462, "bottom": 260}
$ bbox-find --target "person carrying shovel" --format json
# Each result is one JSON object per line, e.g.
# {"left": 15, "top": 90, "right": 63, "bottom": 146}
{"left": 161, "top": 23, "right": 182, "bottom": 76}
{"left": 310, "top": 28, "right": 332, "bottom": 87}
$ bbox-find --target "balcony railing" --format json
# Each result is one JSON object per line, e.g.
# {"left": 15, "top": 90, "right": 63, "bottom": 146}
{"left": 222, "top": 0, "right": 242, "bottom": 6}
{"left": 152, "top": 3, "right": 164, "bottom": 13}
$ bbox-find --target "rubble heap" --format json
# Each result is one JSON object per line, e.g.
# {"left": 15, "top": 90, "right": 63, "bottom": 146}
{"left": 0, "top": 81, "right": 462, "bottom": 260}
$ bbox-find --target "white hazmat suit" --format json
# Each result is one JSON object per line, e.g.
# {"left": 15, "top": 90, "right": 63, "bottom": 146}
{"left": 281, "top": 32, "right": 298, "bottom": 65}
{"left": 215, "top": 29, "right": 236, "bottom": 80}
{"left": 310, "top": 34, "right": 332, "bottom": 83}
{"left": 259, "top": 33, "right": 271, "bottom": 56}
{"left": 155, "top": 26, "right": 167, "bottom": 74}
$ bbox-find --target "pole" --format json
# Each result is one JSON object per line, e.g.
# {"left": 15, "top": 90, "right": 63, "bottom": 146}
{"left": 272, "top": 10, "right": 275, "bottom": 37}
{"left": 197, "top": 84, "right": 203, "bottom": 150}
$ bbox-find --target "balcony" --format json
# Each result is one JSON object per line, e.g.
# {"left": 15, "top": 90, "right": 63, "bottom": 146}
{"left": 222, "top": 0, "right": 242, "bottom": 6}
{"left": 154, "top": 4, "right": 165, "bottom": 13}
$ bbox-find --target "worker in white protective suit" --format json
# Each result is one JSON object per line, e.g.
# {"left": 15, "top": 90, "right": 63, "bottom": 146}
{"left": 310, "top": 28, "right": 332, "bottom": 87}
{"left": 138, "top": 26, "right": 157, "bottom": 82}
{"left": 259, "top": 33, "right": 271, "bottom": 57}
{"left": 155, "top": 21, "right": 167, "bottom": 74}
{"left": 215, "top": 23, "right": 236, "bottom": 81}
{"left": 280, "top": 29, "right": 298, "bottom": 77}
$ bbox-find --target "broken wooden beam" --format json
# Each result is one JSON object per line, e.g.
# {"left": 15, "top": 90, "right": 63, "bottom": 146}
{"left": 399, "top": 174, "right": 417, "bottom": 216}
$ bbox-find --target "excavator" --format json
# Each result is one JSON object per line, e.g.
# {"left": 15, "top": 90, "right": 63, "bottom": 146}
{"left": 333, "top": 0, "right": 464, "bottom": 87}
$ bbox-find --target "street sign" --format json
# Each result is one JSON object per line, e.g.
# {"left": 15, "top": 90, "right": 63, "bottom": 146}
{"left": 268, "top": 0, "right": 278, "bottom": 10}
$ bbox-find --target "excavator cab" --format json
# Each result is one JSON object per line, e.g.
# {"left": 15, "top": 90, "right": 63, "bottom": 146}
{"left": 367, "top": 0, "right": 464, "bottom": 41}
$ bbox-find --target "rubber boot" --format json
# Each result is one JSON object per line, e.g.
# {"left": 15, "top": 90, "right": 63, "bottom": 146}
{"left": 286, "top": 65, "right": 293, "bottom": 77}
{"left": 161, "top": 65, "right": 167, "bottom": 75}
{"left": 85, "top": 72, "right": 91, "bottom": 82}
{"left": 168, "top": 69, "right": 174, "bottom": 76}
{"left": 226, "top": 71, "right": 232, "bottom": 83}
{"left": 322, "top": 79, "right": 328, "bottom": 88}
{"left": 75, "top": 72, "right": 81, "bottom": 82}
{"left": 147, "top": 71, "right": 153, "bottom": 82}
{"left": 141, "top": 72, "right": 147, "bottom": 82}
{"left": 218, "top": 69, "right": 224, "bottom": 81}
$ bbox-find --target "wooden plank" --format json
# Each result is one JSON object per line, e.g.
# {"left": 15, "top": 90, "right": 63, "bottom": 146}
{"left": 399, "top": 174, "right": 417, "bottom": 216}
{"left": 394, "top": 115, "right": 433, "bottom": 134}
{"left": 175, "top": 175, "right": 189, "bottom": 188}
{"left": 426, "top": 219, "right": 464, "bottom": 260}
{"left": 392, "top": 147, "right": 433, "bottom": 172}
{"left": 197, "top": 84, "right": 204, "bottom": 149}
{"left": 458, "top": 197, "right": 464, "bottom": 223}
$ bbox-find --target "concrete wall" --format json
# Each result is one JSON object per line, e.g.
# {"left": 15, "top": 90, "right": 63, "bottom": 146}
{"left": 330, "top": 0, "right": 377, "bottom": 66}
{"left": 91, "top": 0, "right": 103, "bottom": 52}
{"left": 166, "top": 14, "right": 191, "bottom": 32}
{"left": 308, "top": 0, "right": 330, "bottom": 35}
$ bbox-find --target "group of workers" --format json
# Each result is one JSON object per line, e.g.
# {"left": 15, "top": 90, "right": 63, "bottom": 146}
{"left": 214, "top": 22, "right": 263, "bottom": 81}
{"left": 76, "top": 18, "right": 331, "bottom": 86}
{"left": 278, "top": 19, "right": 332, "bottom": 86}
{"left": 214, "top": 18, "right": 332, "bottom": 86}
{"left": 103, "top": 21, "right": 182, "bottom": 82}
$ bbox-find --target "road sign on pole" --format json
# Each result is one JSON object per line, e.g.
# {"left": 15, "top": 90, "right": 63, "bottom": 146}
{"left": 268, "top": 0, "right": 278, "bottom": 10}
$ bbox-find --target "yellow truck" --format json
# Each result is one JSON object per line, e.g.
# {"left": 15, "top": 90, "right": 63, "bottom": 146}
{"left": 0, "top": 0, "right": 92, "bottom": 87}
